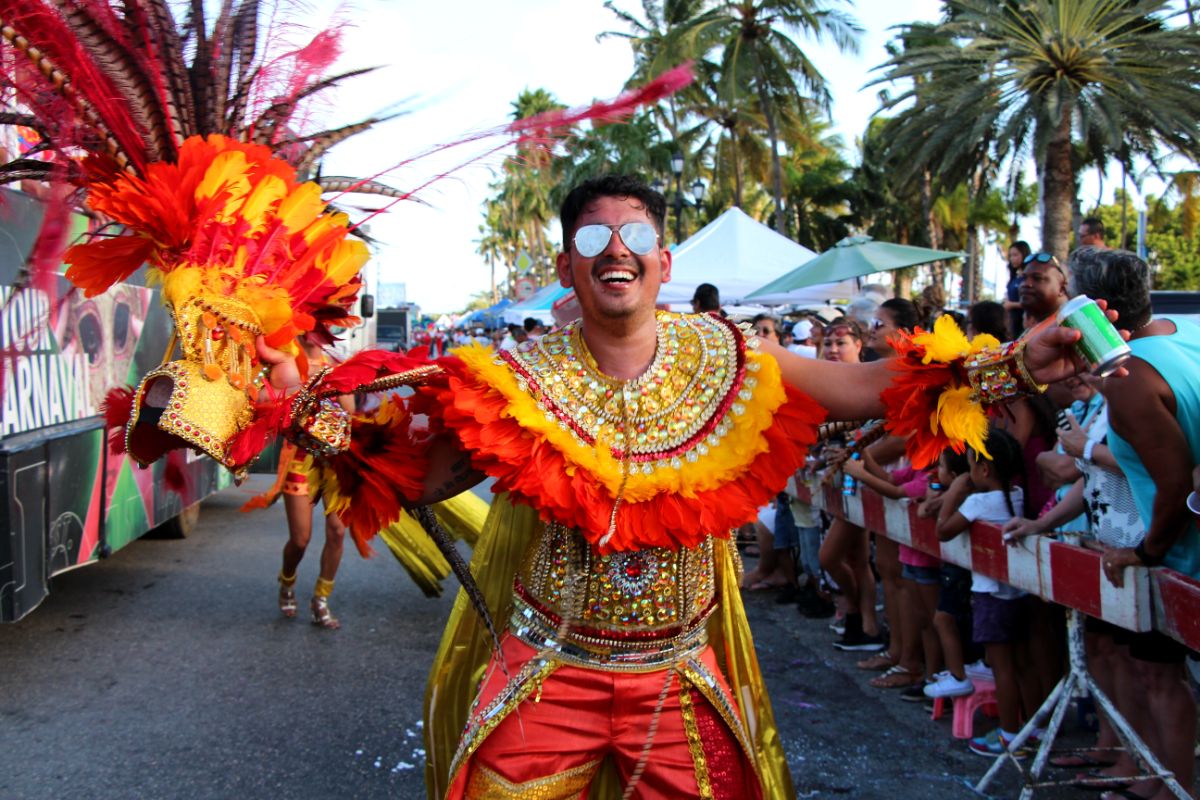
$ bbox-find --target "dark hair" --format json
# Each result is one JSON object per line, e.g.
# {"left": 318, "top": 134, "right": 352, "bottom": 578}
{"left": 968, "top": 300, "right": 1007, "bottom": 340}
{"left": 940, "top": 448, "right": 969, "bottom": 477}
{"left": 1080, "top": 217, "right": 1105, "bottom": 238}
{"left": 1067, "top": 247, "right": 1152, "bottom": 329}
{"left": 879, "top": 298, "right": 919, "bottom": 332}
{"left": 1008, "top": 240, "right": 1032, "bottom": 274}
{"left": 523, "top": 317, "right": 541, "bottom": 332}
{"left": 972, "top": 426, "right": 1025, "bottom": 519}
{"left": 559, "top": 175, "right": 666, "bottom": 249}
{"left": 692, "top": 282, "right": 721, "bottom": 312}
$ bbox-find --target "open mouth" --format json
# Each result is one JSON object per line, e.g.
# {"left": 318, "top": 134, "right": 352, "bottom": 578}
{"left": 598, "top": 268, "right": 638, "bottom": 285}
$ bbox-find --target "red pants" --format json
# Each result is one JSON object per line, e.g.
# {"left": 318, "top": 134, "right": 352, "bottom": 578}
{"left": 448, "top": 636, "right": 760, "bottom": 799}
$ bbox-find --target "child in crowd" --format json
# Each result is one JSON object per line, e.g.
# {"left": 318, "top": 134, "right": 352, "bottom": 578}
{"left": 937, "top": 427, "right": 1040, "bottom": 757}
{"left": 842, "top": 444, "right": 936, "bottom": 692}
{"left": 918, "top": 449, "right": 982, "bottom": 700}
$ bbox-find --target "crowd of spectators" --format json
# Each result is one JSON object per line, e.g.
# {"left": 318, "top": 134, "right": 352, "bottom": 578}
{"left": 736, "top": 228, "right": 1200, "bottom": 800}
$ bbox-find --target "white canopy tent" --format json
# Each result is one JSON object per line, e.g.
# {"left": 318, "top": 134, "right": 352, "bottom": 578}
{"left": 656, "top": 207, "right": 856, "bottom": 306}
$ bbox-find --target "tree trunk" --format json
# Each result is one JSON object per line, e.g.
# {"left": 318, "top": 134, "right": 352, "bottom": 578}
{"left": 921, "top": 169, "right": 945, "bottom": 294}
{"left": 1040, "top": 107, "right": 1077, "bottom": 262}
{"left": 730, "top": 129, "right": 744, "bottom": 209}
{"left": 962, "top": 223, "right": 980, "bottom": 305}
{"left": 894, "top": 269, "right": 913, "bottom": 298}
{"left": 753, "top": 55, "right": 785, "bottom": 233}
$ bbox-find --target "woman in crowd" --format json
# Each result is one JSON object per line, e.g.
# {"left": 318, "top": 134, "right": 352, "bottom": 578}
{"left": 1003, "top": 240, "right": 1032, "bottom": 338}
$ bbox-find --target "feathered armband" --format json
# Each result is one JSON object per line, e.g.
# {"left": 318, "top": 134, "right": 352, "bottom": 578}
{"left": 880, "top": 315, "right": 1046, "bottom": 467}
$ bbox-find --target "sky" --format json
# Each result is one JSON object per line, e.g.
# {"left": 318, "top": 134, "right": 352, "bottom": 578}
{"left": 303, "top": 0, "right": 954, "bottom": 314}
{"left": 301, "top": 0, "right": 1200, "bottom": 313}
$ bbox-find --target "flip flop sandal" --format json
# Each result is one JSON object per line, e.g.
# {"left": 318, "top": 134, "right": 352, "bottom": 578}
{"left": 868, "top": 665, "right": 922, "bottom": 689}
{"left": 856, "top": 652, "right": 899, "bottom": 671}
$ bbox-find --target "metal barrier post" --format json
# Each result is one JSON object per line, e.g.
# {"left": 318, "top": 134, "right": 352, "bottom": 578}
{"left": 973, "top": 608, "right": 1191, "bottom": 798}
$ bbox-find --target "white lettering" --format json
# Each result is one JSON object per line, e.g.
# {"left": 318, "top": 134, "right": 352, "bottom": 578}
{"left": 16, "top": 356, "right": 32, "bottom": 431}
{"left": 2, "top": 361, "right": 17, "bottom": 435}
{"left": 48, "top": 357, "right": 64, "bottom": 425}
{"left": 29, "top": 354, "right": 47, "bottom": 429}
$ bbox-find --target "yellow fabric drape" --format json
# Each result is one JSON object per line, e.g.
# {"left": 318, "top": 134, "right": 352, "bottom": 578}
{"left": 422, "top": 496, "right": 794, "bottom": 799}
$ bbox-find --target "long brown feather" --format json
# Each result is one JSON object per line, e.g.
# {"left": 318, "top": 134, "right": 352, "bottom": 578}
{"left": 249, "top": 66, "right": 377, "bottom": 145}
{"left": 410, "top": 505, "right": 503, "bottom": 659}
{"left": 125, "top": 0, "right": 196, "bottom": 143}
{"left": 186, "top": 0, "right": 214, "bottom": 133}
{"left": 207, "top": 0, "right": 235, "bottom": 131}
{"left": 317, "top": 176, "right": 420, "bottom": 200}
{"left": 292, "top": 118, "right": 383, "bottom": 176}
{"left": 0, "top": 22, "right": 132, "bottom": 171}
{"left": 224, "top": 0, "right": 258, "bottom": 133}
{"left": 53, "top": 1, "right": 173, "bottom": 161}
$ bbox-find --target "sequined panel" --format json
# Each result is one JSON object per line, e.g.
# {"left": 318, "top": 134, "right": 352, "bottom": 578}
{"left": 518, "top": 523, "right": 715, "bottom": 633}
{"left": 500, "top": 311, "right": 754, "bottom": 468}
{"left": 464, "top": 760, "right": 600, "bottom": 799}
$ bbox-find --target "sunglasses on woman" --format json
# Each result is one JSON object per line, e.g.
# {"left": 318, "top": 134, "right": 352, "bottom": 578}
{"left": 572, "top": 223, "right": 659, "bottom": 258}
{"left": 825, "top": 324, "right": 859, "bottom": 339}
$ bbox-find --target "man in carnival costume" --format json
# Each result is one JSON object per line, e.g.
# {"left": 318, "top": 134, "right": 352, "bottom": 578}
{"left": 385, "top": 174, "right": 1102, "bottom": 799}
{"left": 0, "top": 5, "right": 1110, "bottom": 792}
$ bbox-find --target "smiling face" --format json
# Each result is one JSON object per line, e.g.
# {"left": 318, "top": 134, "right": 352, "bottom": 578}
{"left": 555, "top": 195, "right": 670, "bottom": 327}
{"left": 1020, "top": 261, "right": 1067, "bottom": 319}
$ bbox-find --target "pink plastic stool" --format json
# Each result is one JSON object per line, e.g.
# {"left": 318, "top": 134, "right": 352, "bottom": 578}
{"left": 930, "top": 676, "right": 999, "bottom": 739}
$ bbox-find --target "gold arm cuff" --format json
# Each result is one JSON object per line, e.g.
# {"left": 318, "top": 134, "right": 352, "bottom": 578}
{"left": 964, "top": 339, "right": 1046, "bottom": 407}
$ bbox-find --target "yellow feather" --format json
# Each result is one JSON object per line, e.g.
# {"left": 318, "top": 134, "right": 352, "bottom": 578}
{"left": 277, "top": 182, "right": 324, "bottom": 231}
{"left": 195, "top": 150, "right": 251, "bottom": 205}
{"left": 933, "top": 386, "right": 991, "bottom": 458}
{"left": 240, "top": 175, "right": 287, "bottom": 234}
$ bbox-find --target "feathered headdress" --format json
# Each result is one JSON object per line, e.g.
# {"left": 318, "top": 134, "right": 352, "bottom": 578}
{"left": 0, "top": 0, "right": 402, "bottom": 466}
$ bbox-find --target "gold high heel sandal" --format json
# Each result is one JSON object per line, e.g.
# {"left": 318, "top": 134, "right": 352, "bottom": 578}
{"left": 311, "top": 578, "right": 340, "bottom": 629}
{"left": 278, "top": 571, "right": 298, "bottom": 618}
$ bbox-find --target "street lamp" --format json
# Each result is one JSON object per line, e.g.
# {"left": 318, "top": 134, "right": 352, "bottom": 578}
{"left": 671, "top": 151, "right": 685, "bottom": 243}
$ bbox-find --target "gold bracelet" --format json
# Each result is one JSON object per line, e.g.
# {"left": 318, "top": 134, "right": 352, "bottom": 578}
{"left": 964, "top": 340, "right": 1046, "bottom": 408}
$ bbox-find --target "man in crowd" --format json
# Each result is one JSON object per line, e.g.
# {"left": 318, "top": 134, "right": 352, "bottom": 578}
{"left": 1020, "top": 252, "right": 1069, "bottom": 326}
{"left": 691, "top": 281, "right": 721, "bottom": 314}
{"left": 1078, "top": 217, "right": 1108, "bottom": 249}
{"left": 1075, "top": 247, "right": 1199, "bottom": 800}
{"left": 523, "top": 316, "right": 546, "bottom": 339}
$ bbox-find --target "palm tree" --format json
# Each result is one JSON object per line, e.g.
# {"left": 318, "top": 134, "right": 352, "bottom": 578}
{"left": 671, "top": 0, "right": 861, "bottom": 231}
{"left": 875, "top": 0, "right": 1200, "bottom": 260}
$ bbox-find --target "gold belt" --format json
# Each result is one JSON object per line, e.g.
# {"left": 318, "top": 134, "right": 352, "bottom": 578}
{"left": 508, "top": 590, "right": 713, "bottom": 673}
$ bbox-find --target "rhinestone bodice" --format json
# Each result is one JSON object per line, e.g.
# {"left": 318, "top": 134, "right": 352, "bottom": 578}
{"left": 517, "top": 522, "right": 716, "bottom": 634}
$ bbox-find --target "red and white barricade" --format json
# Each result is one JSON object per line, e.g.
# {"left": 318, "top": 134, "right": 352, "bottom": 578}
{"left": 797, "top": 480, "right": 1200, "bottom": 651}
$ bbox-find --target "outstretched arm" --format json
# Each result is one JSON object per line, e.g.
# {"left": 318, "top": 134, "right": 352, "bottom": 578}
{"left": 759, "top": 308, "right": 1124, "bottom": 423}
{"left": 417, "top": 435, "right": 486, "bottom": 506}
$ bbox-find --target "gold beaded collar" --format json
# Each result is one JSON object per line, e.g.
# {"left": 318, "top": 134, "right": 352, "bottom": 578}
{"left": 498, "top": 311, "right": 755, "bottom": 467}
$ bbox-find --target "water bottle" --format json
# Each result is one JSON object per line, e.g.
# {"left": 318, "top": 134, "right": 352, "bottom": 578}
{"left": 842, "top": 453, "right": 860, "bottom": 496}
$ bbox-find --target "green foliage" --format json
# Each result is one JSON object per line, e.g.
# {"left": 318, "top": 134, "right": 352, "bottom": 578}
{"left": 1092, "top": 191, "right": 1200, "bottom": 290}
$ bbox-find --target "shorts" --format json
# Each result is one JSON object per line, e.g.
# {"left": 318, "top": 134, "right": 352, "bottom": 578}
{"left": 1085, "top": 617, "right": 1193, "bottom": 664}
{"left": 936, "top": 564, "right": 973, "bottom": 618}
{"left": 773, "top": 499, "right": 799, "bottom": 549}
{"left": 902, "top": 564, "right": 941, "bottom": 586}
{"left": 973, "top": 592, "right": 1030, "bottom": 645}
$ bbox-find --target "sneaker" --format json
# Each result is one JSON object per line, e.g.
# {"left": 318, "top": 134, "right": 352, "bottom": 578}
{"left": 832, "top": 629, "right": 887, "bottom": 652}
{"left": 924, "top": 672, "right": 976, "bottom": 699}
{"left": 899, "top": 683, "right": 928, "bottom": 703}
{"left": 798, "top": 595, "right": 836, "bottom": 618}
{"left": 965, "top": 660, "right": 994, "bottom": 680}
{"left": 828, "top": 620, "right": 846, "bottom": 635}
{"left": 968, "top": 729, "right": 1028, "bottom": 758}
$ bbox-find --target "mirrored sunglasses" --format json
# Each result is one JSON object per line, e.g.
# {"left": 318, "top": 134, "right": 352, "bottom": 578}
{"left": 573, "top": 223, "right": 659, "bottom": 258}
{"left": 1023, "top": 251, "right": 1066, "bottom": 277}
{"left": 825, "top": 324, "right": 857, "bottom": 339}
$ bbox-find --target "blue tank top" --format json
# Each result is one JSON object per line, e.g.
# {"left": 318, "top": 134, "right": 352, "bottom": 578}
{"left": 1107, "top": 317, "right": 1200, "bottom": 579}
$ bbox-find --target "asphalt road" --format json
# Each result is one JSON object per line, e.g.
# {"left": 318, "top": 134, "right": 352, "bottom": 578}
{"left": 0, "top": 478, "right": 1164, "bottom": 799}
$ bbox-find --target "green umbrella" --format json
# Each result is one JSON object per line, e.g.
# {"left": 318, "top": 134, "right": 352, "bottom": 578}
{"left": 747, "top": 235, "right": 964, "bottom": 298}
